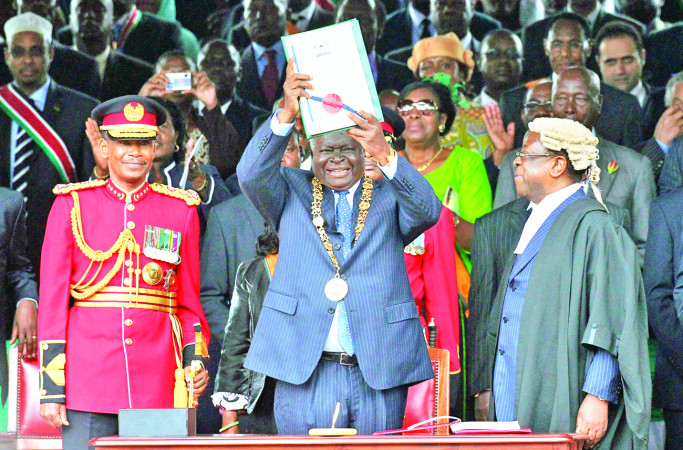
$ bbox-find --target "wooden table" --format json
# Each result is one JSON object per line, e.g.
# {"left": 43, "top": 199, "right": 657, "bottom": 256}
{"left": 92, "top": 433, "right": 587, "bottom": 449}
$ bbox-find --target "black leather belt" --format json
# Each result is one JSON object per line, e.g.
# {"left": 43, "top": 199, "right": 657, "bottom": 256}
{"left": 321, "top": 351, "right": 358, "bottom": 366}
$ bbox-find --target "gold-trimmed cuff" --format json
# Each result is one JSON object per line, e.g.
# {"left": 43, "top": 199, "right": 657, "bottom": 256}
{"left": 39, "top": 340, "right": 66, "bottom": 401}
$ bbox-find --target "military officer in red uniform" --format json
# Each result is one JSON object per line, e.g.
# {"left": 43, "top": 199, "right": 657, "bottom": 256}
{"left": 37, "top": 95, "right": 210, "bottom": 449}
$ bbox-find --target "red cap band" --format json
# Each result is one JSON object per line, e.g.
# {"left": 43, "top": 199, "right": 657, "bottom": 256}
{"left": 102, "top": 102, "right": 157, "bottom": 128}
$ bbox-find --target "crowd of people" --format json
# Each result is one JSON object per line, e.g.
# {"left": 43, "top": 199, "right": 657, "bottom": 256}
{"left": 0, "top": 0, "right": 681, "bottom": 448}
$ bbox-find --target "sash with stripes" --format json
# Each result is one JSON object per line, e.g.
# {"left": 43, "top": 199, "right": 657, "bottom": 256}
{"left": 0, "top": 84, "right": 77, "bottom": 183}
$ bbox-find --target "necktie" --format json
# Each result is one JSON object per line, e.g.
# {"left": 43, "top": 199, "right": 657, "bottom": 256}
{"left": 420, "top": 19, "right": 432, "bottom": 40}
{"left": 12, "top": 128, "right": 34, "bottom": 201}
{"left": 335, "top": 191, "right": 355, "bottom": 355}
{"left": 261, "top": 50, "right": 279, "bottom": 106}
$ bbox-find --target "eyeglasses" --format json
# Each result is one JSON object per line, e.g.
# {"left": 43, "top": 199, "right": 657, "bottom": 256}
{"left": 397, "top": 100, "right": 440, "bottom": 117}
{"left": 549, "top": 40, "right": 585, "bottom": 51}
{"left": 523, "top": 101, "right": 553, "bottom": 112}
{"left": 515, "top": 151, "right": 557, "bottom": 160}
{"left": 10, "top": 46, "right": 47, "bottom": 58}
{"left": 553, "top": 94, "right": 591, "bottom": 108}
{"left": 318, "top": 147, "right": 359, "bottom": 157}
{"left": 484, "top": 49, "right": 522, "bottom": 61}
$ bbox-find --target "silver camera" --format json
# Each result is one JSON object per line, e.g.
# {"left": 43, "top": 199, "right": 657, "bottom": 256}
{"left": 166, "top": 72, "right": 192, "bottom": 91}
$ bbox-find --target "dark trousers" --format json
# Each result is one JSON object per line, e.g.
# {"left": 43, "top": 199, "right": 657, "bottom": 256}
{"left": 62, "top": 409, "right": 118, "bottom": 450}
{"left": 239, "top": 376, "right": 278, "bottom": 434}
{"left": 663, "top": 409, "right": 683, "bottom": 449}
{"left": 274, "top": 359, "right": 408, "bottom": 435}
{"left": 196, "top": 338, "right": 222, "bottom": 433}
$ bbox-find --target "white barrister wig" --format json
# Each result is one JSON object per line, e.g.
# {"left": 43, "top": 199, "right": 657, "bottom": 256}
{"left": 528, "top": 117, "right": 605, "bottom": 208}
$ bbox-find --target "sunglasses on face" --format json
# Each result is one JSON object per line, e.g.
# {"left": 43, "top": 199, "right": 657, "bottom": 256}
{"left": 10, "top": 46, "right": 47, "bottom": 59}
{"left": 397, "top": 100, "right": 440, "bottom": 117}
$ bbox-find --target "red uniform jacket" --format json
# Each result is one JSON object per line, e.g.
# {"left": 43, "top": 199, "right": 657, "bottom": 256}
{"left": 38, "top": 179, "right": 209, "bottom": 414}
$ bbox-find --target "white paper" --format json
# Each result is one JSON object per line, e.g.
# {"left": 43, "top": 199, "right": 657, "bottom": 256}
{"left": 282, "top": 20, "right": 381, "bottom": 138}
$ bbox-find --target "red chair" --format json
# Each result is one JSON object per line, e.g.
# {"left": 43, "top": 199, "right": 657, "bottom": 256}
{"left": 402, "top": 347, "right": 451, "bottom": 435}
{"left": 14, "top": 354, "right": 62, "bottom": 448}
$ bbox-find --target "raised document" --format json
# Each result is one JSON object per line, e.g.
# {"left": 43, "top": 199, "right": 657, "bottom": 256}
{"left": 282, "top": 19, "right": 383, "bottom": 138}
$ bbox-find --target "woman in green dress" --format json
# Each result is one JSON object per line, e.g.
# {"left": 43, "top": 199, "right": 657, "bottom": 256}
{"left": 397, "top": 80, "right": 492, "bottom": 268}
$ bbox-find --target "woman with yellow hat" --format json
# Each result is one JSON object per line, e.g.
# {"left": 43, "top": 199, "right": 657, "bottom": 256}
{"left": 407, "top": 32, "right": 494, "bottom": 162}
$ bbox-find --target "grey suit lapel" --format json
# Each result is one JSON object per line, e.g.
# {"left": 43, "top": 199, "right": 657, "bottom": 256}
{"left": 596, "top": 139, "right": 616, "bottom": 200}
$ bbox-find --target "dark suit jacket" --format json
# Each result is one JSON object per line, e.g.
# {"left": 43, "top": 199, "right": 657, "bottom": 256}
{"left": 235, "top": 43, "right": 286, "bottom": 112}
{"left": 377, "top": 8, "right": 501, "bottom": 57}
{"left": 237, "top": 116, "right": 440, "bottom": 389}
{"left": 100, "top": 51, "right": 154, "bottom": 101}
{"left": 57, "top": 12, "right": 182, "bottom": 66}
{"left": 0, "top": 43, "right": 100, "bottom": 99}
{"left": 520, "top": 10, "right": 646, "bottom": 82}
{"left": 634, "top": 137, "right": 667, "bottom": 184}
{"left": 225, "top": 5, "right": 335, "bottom": 53}
{"left": 225, "top": 96, "right": 266, "bottom": 163}
{"left": 643, "top": 187, "right": 683, "bottom": 410}
{"left": 500, "top": 80, "right": 644, "bottom": 149}
{"left": 467, "top": 197, "right": 530, "bottom": 396}
{"left": 641, "top": 84, "right": 666, "bottom": 140}
{"left": 0, "top": 188, "right": 38, "bottom": 403}
{"left": 200, "top": 193, "right": 265, "bottom": 342}
{"left": 375, "top": 53, "right": 415, "bottom": 92}
{"left": 0, "top": 81, "right": 97, "bottom": 278}
{"left": 643, "top": 23, "right": 683, "bottom": 88}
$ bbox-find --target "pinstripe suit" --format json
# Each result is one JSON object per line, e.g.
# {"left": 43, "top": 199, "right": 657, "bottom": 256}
{"left": 468, "top": 197, "right": 530, "bottom": 397}
{"left": 236, "top": 117, "right": 440, "bottom": 433}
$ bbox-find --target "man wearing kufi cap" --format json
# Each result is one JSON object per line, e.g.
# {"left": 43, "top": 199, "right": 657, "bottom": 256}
{"left": 1, "top": 12, "right": 98, "bottom": 281}
{"left": 37, "top": 95, "right": 210, "bottom": 449}
{"left": 476, "top": 117, "right": 651, "bottom": 448}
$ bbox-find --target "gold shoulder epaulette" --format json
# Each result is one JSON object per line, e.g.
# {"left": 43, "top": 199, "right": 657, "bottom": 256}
{"left": 149, "top": 183, "right": 201, "bottom": 206}
{"left": 53, "top": 179, "right": 106, "bottom": 195}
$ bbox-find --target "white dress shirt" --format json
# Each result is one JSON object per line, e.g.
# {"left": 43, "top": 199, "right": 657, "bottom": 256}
{"left": 514, "top": 183, "right": 583, "bottom": 254}
{"left": 629, "top": 81, "right": 647, "bottom": 108}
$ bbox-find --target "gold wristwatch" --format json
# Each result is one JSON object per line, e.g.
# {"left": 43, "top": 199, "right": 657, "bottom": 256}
{"left": 380, "top": 148, "right": 397, "bottom": 168}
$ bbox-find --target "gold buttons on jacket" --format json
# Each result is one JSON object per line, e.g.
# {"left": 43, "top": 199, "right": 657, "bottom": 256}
{"left": 123, "top": 278, "right": 131, "bottom": 287}
{"left": 127, "top": 221, "right": 135, "bottom": 230}
{"left": 126, "top": 203, "right": 135, "bottom": 211}
{"left": 125, "top": 338, "right": 133, "bottom": 345}
{"left": 124, "top": 319, "right": 133, "bottom": 327}
{"left": 42, "top": 344, "right": 48, "bottom": 350}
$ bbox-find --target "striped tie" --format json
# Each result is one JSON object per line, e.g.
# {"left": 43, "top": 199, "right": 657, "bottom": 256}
{"left": 335, "top": 191, "right": 355, "bottom": 355}
{"left": 12, "top": 128, "right": 33, "bottom": 200}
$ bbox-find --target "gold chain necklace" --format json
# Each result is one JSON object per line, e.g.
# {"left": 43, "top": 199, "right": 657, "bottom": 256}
{"left": 311, "top": 174, "right": 372, "bottom": 272}
{"left": 412, "top": 145, "right": 448, "bottom": 172}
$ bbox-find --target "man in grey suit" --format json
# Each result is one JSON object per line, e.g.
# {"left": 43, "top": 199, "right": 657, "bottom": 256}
{"left": 0, "top": 187, "right": 38, "bottom": 405}
{"left": 236, "top": 59, "right": 441, "bottom": 434}
{"left": 495, "top": 67, "right": 655, "bottom": 264}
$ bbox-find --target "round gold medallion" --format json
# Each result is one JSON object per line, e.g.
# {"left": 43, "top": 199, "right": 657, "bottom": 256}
{"left": 142, "top": 262, "right": 163, "bottom": 285}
